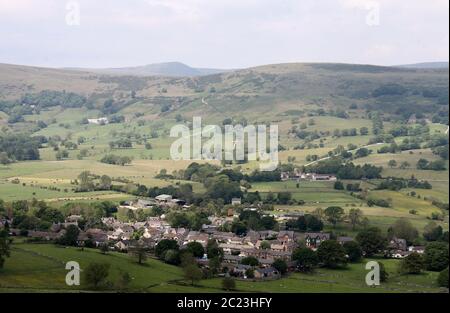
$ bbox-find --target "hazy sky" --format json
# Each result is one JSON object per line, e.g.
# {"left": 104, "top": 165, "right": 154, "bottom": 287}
{"left": 0, "top": 0, "right": 448, "bottom": 68}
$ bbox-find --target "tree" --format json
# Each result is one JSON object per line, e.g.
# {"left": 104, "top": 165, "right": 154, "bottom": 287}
{"left": 379, "top": 262, "right": 389, "bottom": 282}
{"left": 245, "top": 268, "right": 255, "bottom": 278}
{"left": 277, "top": 192, "right": 292, "bottom": 205}
{"left": 305, "top": 214, "right": 323, "bottom": 231}
{"left": 324, "top": 206, "right": 345, "bottom": 228}
{"left": 356, "top": 227, "right": 387, "bottom": 257}
{"left": 222, "top": 277, "right": 236, "bottom": 291}
{"left": 100, "top": 243, "right": 109, "bottom": 255}
{"left": 348, "top": 208, "right": 364, "bottom": 230}
{"left": 360, "top": 127, "right": 369, "bottom": 136}
{"left": 206, "top": 239, "right": 224, "bottom": 260}
{"left": 155, "top": 239, "right": 179, "bottom": 258}
{"left": 241, "top": 256, "right": 259, "bottom": 267}
{"left": 343, "top": 241, "right": 363, "bottom": 263}
{"left": 437, "top": 267, "right": 449, "bottom": 288}
{"left": 84, "top": 262, "right": 110, "bottom": 289}
{"left": 209, "top": 257, "right": 221, "bottom": 275}
{"left": 292, "top": 248, "right": 319, "bottom": 272}
{"left": 355, "top": 148, "right": 370, "bottom": 158}
{"left": 317, "top": 240, "right": 348, "bottom": 268}
{"left": 115, "top": 270, "right": 132, "bottom": 291}
{"left": 388, "top": 160, "right": 397, "bottom": 168}
{"left": 0, "top": 152, "right": 12, "bottom": 166}
{"left": 0, "top": 230, "right": 11, "bottom": 268}
{"left": 423, "top": 222, "right": 444, "bottom": 242}
{"left": 78, "top": 171, "right": 94, "bottom": 191}
{"left": 99, "top": 175, "right": 112, "bottom": 190}
{"left": 164, "top": 249, "right": 181, "bottom": 265}
{"left": 424, "top": 242, "right": 449, "bottom": 272}
{"left": 334, "top": 181, "right": 344, "bottom": 190}
{"left": 399, "top": 161, "right": 411, "bottom": 169}
{"left": 231, "top": 221, "right": 247, "bottom": 236}
{"left": 388, "top": 218, "right": 419, "bottom": 245}
{"left": 186, "top": 241, "right": 205, "bottom": 258}
{"left": 399, "top": 252, "right": 424, "bottom": 274}
{"left": 58, "top": 225, "right": 80, "bottom": 246}
{"left": 416, "top": 158, "right": 430, "bottom": 170}
{"left": 129, "top": 242, "right": 148, "bottom": 265}
{"left": 183, "top": 263, "right": 203, "bottom": 285}
{"left": 0, "top": 199, "right": 5, "bottom": 216}
{"left": 272, "top": 259, "right": 288, "bottom": 275}
{"left": 260, "top": 240, "right": 271, "bottom": 250}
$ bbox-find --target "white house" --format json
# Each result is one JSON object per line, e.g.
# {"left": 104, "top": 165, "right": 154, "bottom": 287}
{"left": 88, "top": 117, "right": 109, "bottom": 125}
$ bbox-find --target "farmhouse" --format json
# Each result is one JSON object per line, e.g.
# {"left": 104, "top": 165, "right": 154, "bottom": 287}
{"left": 155, "top": 194, "right": 173, "bottom": 203}
{"left": 88, "top": 117, "right": 109, "bottom": 125}
{"left": 311, "top": 174, "right": 337, "bottom": 181}
{"left": 254, "top": 267, "right": 280, "bottom": 280}
{"left": 301, "top": 232, "right": 331, "bottom": 249}
{"left": 136, "top": 199, "right": 155, "bottom": 209}
{"left": 337, "top": 236, "right": 354, "bottom": 245}
{"left": 231, "top": 198, "right": 242, "bottom": 205}
{"left": 388, "top": 237, "right": 407, "bottom": 251}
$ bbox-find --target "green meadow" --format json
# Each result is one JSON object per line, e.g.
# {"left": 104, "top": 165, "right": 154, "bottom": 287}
{"left": 0, "top": 243, "right": 445, "bottom": 293}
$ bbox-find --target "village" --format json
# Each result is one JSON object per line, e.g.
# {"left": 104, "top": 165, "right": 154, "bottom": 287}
{"left": 3, "top": 192, "right": 428, "bottom": 281}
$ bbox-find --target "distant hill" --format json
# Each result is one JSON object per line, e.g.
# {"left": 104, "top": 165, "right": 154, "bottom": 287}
{"left": 0, "top": 62, "right": 448, "bottom": 124}
{"left": 395, "top": 62, "right": 449, "bottom": 69}
{"left": 65, "top": 62, "right": 230, "bottom": 77}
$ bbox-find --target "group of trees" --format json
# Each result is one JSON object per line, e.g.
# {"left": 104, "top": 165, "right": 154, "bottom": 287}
{"left": 376, "top": 177, "right": 432, "bottom": 191}
{"left": 74, "top": 171, "right": 114, "bottom": 192}
{"left": 286, "top": 207, "right": 366, "bottom": 231}
{"left": 334, "top": 181, "right": 361, "bottom": 192}
{"left": 0, "top": 134, "right": 42, "bottom": 162}
{"left": 286, "top": 214, "right": 323, "bottom": 232}
{"left": 109, "top": 138, "right": 133, "bottom": 149}
{"left": 0, "top": 229, "right": 10, "bottom": 269}
{"left": 293, "top": 240, "right": 369, "bottom": 272}
{"left": 398, "top": 242, "right": 449, "bottom": 282}
{"left": 100, "top": 154, "right": 132, "bottom": 166}
{"left": 167, "top": 211, "right": 210, "bottom": 231}
{"left": 7, "top": 199, "right": 65, "bottom": 232}
{"left": 416, "top": 158, "right": 447, "bottom": 171}
{"left": 307, "top": 158, "right": 382, "bottom": 179}
{"left": 81, "top": 262, "right": 132, "bottom": 290}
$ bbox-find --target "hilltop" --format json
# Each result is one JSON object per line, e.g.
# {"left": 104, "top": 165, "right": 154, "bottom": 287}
{"left": 0, "top": 62, "right": 448, "bottom": 124}
{"left": 64, "top": 62, "right": 230, "bottom": 77}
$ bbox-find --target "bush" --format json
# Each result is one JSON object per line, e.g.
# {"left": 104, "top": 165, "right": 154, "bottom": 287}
{"left": 399, "top": 253, "right": 424, "bottom": 274}
{"left": 424, "top": 242, "right": 449, "bottom": 272}
{"left": 317, "top": 240, "right": 348, "bottom": 269}
{"left": 343, "top": 241, "right": 363, "bottom": 263}
{"left": 222, "top": 277, "right": 236, "bottom": 291}
{"left": 292, "top": 248, "right": 319, "bottom": 272}
{"left": 272, "top": 259, "right": 288, "bottom": 275}
{"left": 437, "top": 268, "right": 449, "bottom": 288}
{"left": 84, "top": 262, "right": 110, "bottom": 289}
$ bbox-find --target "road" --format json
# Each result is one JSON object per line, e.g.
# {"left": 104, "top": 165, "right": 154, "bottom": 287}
{"left": 304, "top": 142, "right": 384, "bottom": 167}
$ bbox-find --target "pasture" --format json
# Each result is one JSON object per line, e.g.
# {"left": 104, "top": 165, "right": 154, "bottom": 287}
{"left": 0, "top": 243, "right": 444, "bottom": 293}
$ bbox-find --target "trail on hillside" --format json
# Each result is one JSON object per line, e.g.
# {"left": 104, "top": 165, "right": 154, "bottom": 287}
{"left": 304, "top": 143, "right": 384, "bottom": 167}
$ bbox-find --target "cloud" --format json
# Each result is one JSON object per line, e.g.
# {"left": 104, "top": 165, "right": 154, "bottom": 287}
{"left": 0, "top": 0, "right": 447, "bottom": 68}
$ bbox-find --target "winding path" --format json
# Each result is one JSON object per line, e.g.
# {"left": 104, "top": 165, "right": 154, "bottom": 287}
{"left": 304, "top": 142, "right": 384, "bottom": 167}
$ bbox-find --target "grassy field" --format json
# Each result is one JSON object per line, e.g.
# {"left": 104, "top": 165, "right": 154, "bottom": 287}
{"left": 0, "top": 243, "right": 445, "bottom": 293}
{"left": 251, "top": 180, "right": 448, "bottom": 236}
{"left": 0, "top": 159, "right": 210, "bottom": 201}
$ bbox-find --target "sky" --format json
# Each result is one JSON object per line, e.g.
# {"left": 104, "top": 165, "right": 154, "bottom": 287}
{"left": 0, "top": 0, "right": 448, "bottom": 69}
